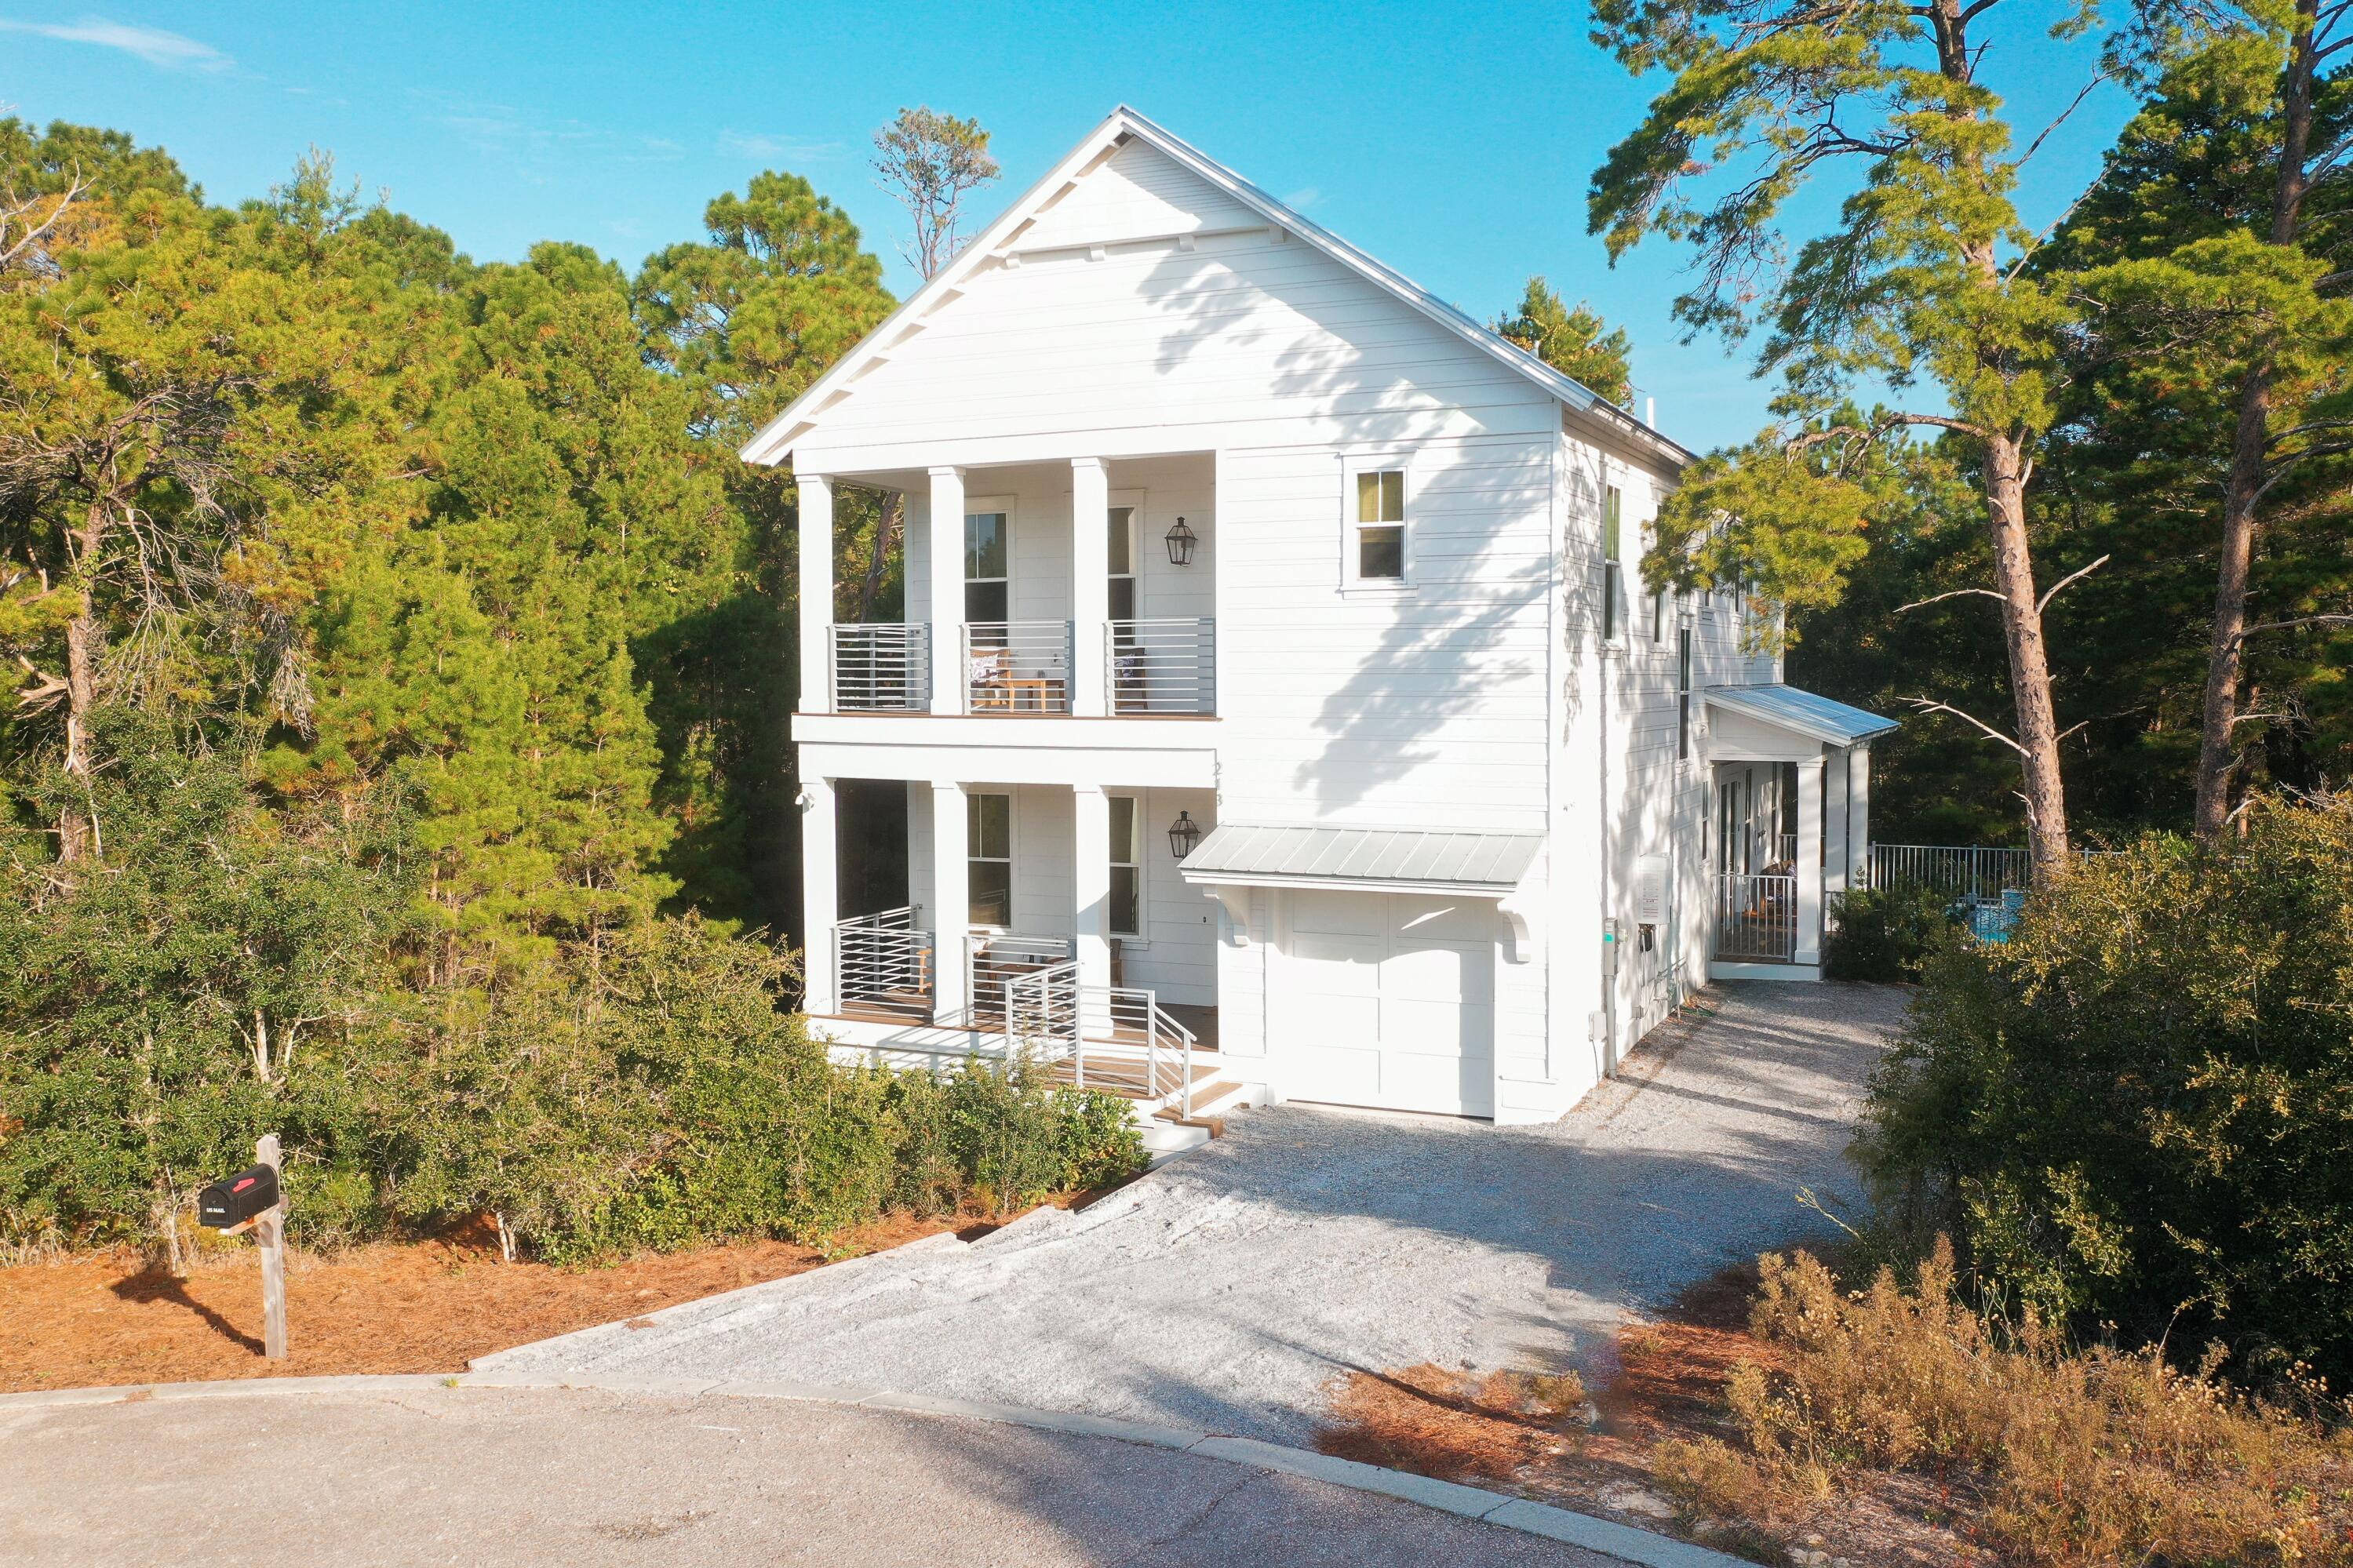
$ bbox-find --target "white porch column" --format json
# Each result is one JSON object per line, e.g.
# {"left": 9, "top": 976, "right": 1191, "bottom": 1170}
{"left": 1824, "top": 746, "right": 1853, "bottom": 898}
{"left": 928, "top": 466, "right": 967, "bottom": 715}
{"left": 930, "top": 780, "right": 969, "bottom": 1023}
{"left": 1794, "top": 755, "right": 1826, "bottom": 966}
{"left": 1070, "top": 458, "right": 1110, "bottom": 716}
{"left": 800, "top": 776, "right": 839, "bottom": 1015}
{"left": 1852, "top": 745, "right": 1874, "bottom": 886}
{"left": 1072, "top": 784, "right": 1113, "bottom": 997}
{"left": 797, "top": 473, "right": 833, "bottom": 713}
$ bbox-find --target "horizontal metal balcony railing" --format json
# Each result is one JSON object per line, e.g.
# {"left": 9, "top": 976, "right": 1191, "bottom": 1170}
{"left": 833, "top": 908, "right": 934, "bottom": 1022}
{"left": 832, "top": 624, "right": 930, "bottom": 712}
{"left": 965, "top": 621, "right": 1073, "bottom": 715}
{"left": 966, "top": 933, "right": 1074, "bottom": 1028}
{"left": 1108, "top": 617, "right": 1215, "bottom": 716}
{"left": 1715, "top": 873, "right": 1798, "bottom": 962}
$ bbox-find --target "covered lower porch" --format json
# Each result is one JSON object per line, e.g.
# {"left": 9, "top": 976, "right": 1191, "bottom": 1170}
{"left": 800, "top": 776, "right": 1236, "bottom": 1122}
{"left": 1702, "top": 685, "right": 1896, "bottom": 980}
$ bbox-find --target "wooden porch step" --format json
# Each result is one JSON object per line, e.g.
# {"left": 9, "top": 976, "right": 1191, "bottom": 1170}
{"left": 1152, "top": 1079, "right": 1241, "bottom": 1138}
{"left": 1041, "top": 1055, "right": 1220, "bottom": 1101}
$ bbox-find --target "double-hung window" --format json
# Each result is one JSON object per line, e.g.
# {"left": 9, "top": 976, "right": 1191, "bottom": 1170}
{"left": 965, "top": 511, "right": 1009, "bottom": 624}
{"left": 1353, "top": 468, "right": 1405, "bottom": 581}
{"left": 967, "top": 791, "right": 1011, "bottom": 928}
{"left": 1109, "top": 794, "right": 1142, "bottom": 938}
{"left": 1602, "top": 485, "right": 1626, "bottom": 642}
{"left": 1677, "top": 626, "right": 1693, "bottom": 762}
{"left": 1107, "top": 506, "right": 1138, "bottom": 620}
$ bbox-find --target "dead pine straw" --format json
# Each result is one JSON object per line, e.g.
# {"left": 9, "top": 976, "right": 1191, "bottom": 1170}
{"left": 0, "top": 1208, "right": 992, "bottom": 1393}
{"left": 1317, "top": 1363, "right": 1596, "bottom": 1488}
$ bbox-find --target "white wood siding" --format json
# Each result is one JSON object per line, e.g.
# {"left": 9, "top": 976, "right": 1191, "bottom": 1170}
{"left": 1214, "top": 433, "right": 1557, "bottom": 828}
{"left": 796, "top": 170, "right": 1559, "bottom": 476}
{"left": 1017, "top": 138, "right": 1262, "bottom": 251}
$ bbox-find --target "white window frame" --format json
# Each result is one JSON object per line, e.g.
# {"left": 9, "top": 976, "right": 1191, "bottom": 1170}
{"left": 1108, "top": 489, "right": 1145, "bottom": 623}
{"left": 1108, "top": 790, "right": 1146, "bottom": 941}
{"left": 1601, "top": 482, "right": 1628, "bottom": 646}
{"left": 963, "top": 496, "right": 1016, "bottom": 625}
{"left": 1677, "top": 620, "right": 1695, "bottom": 768}
{"left": 967, "top": 788, "right": 1015, "bottom": 933}
{"left": 1339, "top": 454, "right": 1413, "bottom": 592}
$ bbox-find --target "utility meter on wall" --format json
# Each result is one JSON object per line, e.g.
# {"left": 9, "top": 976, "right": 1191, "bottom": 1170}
{"left": 1634, "top": 854, "right": 1670, "bottom": 951}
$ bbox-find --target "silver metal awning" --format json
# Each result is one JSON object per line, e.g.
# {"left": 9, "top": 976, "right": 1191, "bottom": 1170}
{"left": 1178, "top": 823, "right": 1542, "bottom": 895}
{"left": 1703, "top": 683, "right": 1899, "bottom": 747}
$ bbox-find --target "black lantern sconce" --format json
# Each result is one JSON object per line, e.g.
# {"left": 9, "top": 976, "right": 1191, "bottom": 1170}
{"left": 1167, "top": 810, "right": 1203, "bottom": 859}
{"left": 1164, "top": 516, "right": 1197, "bottom": 567}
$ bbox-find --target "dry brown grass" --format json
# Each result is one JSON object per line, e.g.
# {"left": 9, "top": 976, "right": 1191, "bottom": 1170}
{"left": 1655, "top": 1239, "right": 2353, "bottom": 1567}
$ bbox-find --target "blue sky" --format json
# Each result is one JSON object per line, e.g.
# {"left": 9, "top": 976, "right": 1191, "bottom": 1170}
{"left": 3, "top": 2, "right": 2139, "bottom": 451}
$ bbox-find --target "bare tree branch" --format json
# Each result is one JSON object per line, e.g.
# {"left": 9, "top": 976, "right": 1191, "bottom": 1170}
{"left": 1897, "top": 586, "right": 2006, "bottom": 613}
{"left": 2036, "top": 553, "right": 2110, "bottom": 614}
{"left": 1900, "top": 695, "right": 2031, "bottom": 755}
{"left": 2235, "top": 613, "right": 2353, "bottom": 642}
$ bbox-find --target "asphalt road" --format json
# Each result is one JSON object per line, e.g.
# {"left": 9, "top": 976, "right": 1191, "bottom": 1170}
{"left": 1, "top": 1384, "right": 1627, "bottom": 1567}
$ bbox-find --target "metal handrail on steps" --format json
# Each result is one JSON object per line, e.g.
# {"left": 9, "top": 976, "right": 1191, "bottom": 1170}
{"left": 1000, "top": 966, "right": 1197, "bottom": 1118}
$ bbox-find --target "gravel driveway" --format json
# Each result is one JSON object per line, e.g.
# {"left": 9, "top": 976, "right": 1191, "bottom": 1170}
{"left": 485, "top": 982, "right": 1910, "bottom": 1444}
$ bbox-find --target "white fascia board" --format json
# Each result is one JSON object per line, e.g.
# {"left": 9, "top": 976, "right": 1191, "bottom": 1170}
{"left": 1178, "top": 870, "right": 1513, "bottom": 900}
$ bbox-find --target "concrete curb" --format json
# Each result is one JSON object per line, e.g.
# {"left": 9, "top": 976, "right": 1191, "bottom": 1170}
{"left": 0, "top": 1373, "right": 1747, "bottom": 1568}
{"left": 467, "top": 1228, "right": 969, "bottom": 1373}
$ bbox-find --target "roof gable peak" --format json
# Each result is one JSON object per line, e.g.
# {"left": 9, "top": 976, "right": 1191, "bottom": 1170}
{"left": 740, "top": 107, "right": 1688, "bottom": 470}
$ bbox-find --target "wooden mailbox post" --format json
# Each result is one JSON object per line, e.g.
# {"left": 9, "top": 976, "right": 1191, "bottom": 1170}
{"left": 199, "top": 1134, "right": 287, "bottom": 1359}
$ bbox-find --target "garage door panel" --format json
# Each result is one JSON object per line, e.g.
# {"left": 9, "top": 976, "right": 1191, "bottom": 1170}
{"left": 1383, "top": 995, "right": 1483, "bottom": 1054}
{"left": 1389, "top": 897, "right": 1492, "bottom": 943}
{"left": 1282, "top": 1039, "right": 1386, "bottom": 1104}
{"left": 1379, "top": 944, "right": 1487, "bottom": 1005}
{"left": 1277, "top": 890, "right": 1497, "bottom": 1119}
{"left": 1290, "top": 890, "right": 1387, "bottom": 938}
{"left": 1288, "top": 932, "right": 1385, "bottom": 977}
{"left": 1380, "top": 1028, "right": 1493, "bottom": 1112}
{"left": 1272, "top": 991, "right": 1379, "bottom": 1039}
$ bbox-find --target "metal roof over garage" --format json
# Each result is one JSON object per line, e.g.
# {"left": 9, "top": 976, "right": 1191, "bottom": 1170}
{"left": 1178, "top": 824, "right": 1543, "bottom": 894}
{"left": 1702, "top": 684, "right": 1900, "bottom": 747}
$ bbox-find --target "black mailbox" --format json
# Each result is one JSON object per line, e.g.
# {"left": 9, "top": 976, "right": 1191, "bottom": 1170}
{"left": 199, "top": 1165, "right": 280, "bottom": 1230}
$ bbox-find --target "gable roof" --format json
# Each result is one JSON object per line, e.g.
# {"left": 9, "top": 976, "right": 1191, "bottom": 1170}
{"left": 1703, "top": 684, "right": 1899, "bottom": 748}
{"left": 741, "top": 106, "right": 1692, "bottom": 471}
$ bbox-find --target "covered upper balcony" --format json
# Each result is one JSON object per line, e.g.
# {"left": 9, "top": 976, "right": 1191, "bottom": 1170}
{"left": 796, "top": 453, "right": 1217, "bottom": 722}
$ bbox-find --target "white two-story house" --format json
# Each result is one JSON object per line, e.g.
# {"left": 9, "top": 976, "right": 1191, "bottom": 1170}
{"left": 748, "top": 107, "right": 1895, "bottom": 1131}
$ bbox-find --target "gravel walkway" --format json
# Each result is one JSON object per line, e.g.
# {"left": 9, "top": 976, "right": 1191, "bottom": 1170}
{"left": 486, "top": 982, "right": 1911, "bottom": 1445}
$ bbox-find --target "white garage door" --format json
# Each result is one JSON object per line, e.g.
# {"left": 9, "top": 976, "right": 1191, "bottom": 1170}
{"left": 1270, "top": 890, "right": 1496, "bottom": 1118}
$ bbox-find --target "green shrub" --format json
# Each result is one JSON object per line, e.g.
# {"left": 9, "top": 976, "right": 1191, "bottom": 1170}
{"left": 891, "top": 1056, "right": 1146, "bottom": 1217}
{"left": 1822, "top": 879, "right": 1954, "bottom": 980}
{"left": 0, "top": 747, "right": 1148, "bottom": 1265}
{"left": 0, "top": 722, "right": 413, "bottom": 1252}
{"left": 1856, "top": 796, "right": 2353, "bottom": 1388}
